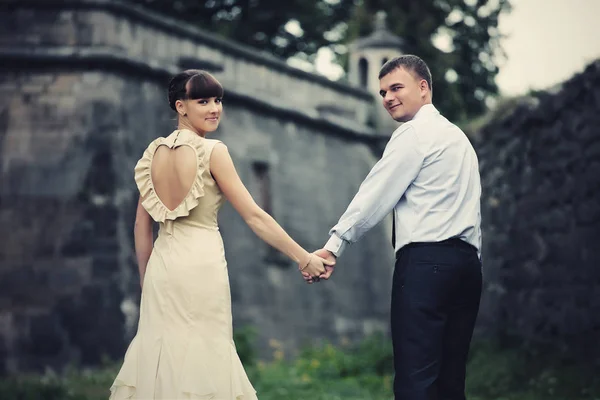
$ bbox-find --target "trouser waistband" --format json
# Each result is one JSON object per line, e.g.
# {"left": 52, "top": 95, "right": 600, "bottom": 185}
{"left": 396, "top": 238, "right": 477, "bottom": 259}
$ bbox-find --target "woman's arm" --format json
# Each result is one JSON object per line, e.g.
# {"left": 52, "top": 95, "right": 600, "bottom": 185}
{"left": 210, "top": 143, "right": 330, "bottom": 276}
{"left": 134, "top": 197, "right": 154, "bottom": 288}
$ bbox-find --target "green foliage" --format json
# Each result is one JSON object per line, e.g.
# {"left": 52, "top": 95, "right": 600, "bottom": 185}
{"left": 0, "top": 365, "right": 120, "bottom": 400}
{"left": 0, "top": 377, "right": 72, "bottom": 400}
{"left": 1, "top": 333, "right": 596, "bottom": 400}
{"left": 344, "top": 0, "right": 512, "bottom": 121}
{"left": 466, "top": 340, "right": 600, "bottom": 400}
{"left": 247, "top": 333, "right": 394, "bottom": 400}
{"left": 125, "top": 0, "right": 354, "bottom": 61}
{"left": 234, "top": 325, "right": 259, "bottom": 367}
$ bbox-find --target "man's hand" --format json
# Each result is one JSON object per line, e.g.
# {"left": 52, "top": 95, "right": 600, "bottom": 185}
{"left": 302, "top": 248, "right": 336, "bottom": 283}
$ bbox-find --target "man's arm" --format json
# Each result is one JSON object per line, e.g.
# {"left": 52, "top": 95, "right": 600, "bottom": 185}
{"left": 323, "top": 124, "right": 425, "bottom": 258}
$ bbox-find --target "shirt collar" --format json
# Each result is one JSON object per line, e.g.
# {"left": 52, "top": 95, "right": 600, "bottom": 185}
{"left": 412, "top": 103, "right": 439, "bottom": 121}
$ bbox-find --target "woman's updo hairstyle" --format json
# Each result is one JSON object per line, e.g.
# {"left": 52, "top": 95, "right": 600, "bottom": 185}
{"left": 168, "top": 70, "right": 224, "bottom": 111}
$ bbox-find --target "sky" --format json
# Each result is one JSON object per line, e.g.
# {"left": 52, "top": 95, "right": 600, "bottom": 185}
{"left": 495, "top": 0, "right": 600, "bottom": 95}
{"left": 311, "top": 0, "right": 600, "bottom": 97}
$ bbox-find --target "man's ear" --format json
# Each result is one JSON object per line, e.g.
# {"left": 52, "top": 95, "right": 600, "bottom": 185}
{"left": 420, "top": 79, "right": 431, "bottom": 99}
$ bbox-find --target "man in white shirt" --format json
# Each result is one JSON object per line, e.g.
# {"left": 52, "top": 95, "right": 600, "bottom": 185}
{"left": 309, "top": 55, "right": 483, "bottom": 400}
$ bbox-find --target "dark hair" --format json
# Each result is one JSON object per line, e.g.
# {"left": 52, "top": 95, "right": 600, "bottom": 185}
{"left": 379, "top": 55, "right": 433, "bottom": 92}
{"left": 168, "top": 70, "right": 224, "bottom": 111}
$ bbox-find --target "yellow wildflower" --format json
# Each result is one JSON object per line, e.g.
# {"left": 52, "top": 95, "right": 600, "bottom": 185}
{"left": 274, "top": 349, "right": 284, "bottom": 361}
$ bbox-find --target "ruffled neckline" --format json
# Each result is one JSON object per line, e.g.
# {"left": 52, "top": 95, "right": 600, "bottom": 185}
{"left": 134, "top": 129, "right": 206, "bottom": 223}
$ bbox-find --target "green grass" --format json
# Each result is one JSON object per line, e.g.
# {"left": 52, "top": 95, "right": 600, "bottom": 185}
{"left": 1, "top": 332, "right": 598, "bottom": 400}
{"left": 465, "top": 340, "right": 599, "bottom": 400}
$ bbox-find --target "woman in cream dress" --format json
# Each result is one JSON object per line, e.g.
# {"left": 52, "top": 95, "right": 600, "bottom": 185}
{"left": 109, "top": 70, "right": 333, "bottom": 400}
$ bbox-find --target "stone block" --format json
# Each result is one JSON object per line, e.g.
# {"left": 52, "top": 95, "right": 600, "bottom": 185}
{"left": 20, "top": 82, "right": 46, "bottom": 95}
{"left": 92, "top": 253, "right": 120, "bottom": 279}
{"left": 575, "top": 197, "right": 600, "bottom": 225}
{"left": 25, "top": 313, "right": 65, "bottom": 357}
{"left": 49, "top": 74, "right": 81, "bottom": 95}
{"left": 0, "top": 81, "right": 19, "bottom": 93}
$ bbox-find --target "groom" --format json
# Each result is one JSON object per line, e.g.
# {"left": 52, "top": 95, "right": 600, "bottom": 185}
{"left": 307, "top": 55, "right": 483, "bottom": 400}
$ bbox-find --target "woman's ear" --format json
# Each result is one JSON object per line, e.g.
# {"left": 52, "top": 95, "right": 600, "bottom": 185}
{"left": 175, "top": 99, "right": 187, "bottom": 117}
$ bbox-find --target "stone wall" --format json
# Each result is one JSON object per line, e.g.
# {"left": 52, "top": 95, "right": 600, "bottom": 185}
{"left": 0, "top": 0, "right": 376, "bottom": 131}
{"left": 470, "top": 60, "right": 600, "bottom": 358}
{"left": 0, "top": 0, "right": 395, "bottom": 374}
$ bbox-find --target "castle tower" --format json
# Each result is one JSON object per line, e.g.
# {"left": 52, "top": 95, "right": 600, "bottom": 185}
{"left": 349, "top": 11, "right": 404, "bottom": 134}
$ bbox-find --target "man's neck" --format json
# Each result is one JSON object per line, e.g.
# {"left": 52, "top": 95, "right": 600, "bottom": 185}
{"left": 412, "top": 102, "right": 435, "bottom": 120}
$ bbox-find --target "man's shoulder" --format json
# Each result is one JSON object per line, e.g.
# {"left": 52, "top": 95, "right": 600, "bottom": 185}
{"left": 390, "top": 123, "right": 421, "bottom": 145}
{"left": 392, "top": 121, "right": 418, "bottom": 135}
{"left": 399, "top": 116, "right": 432, "bottom": 137}
{"left": 413, "top": 110, "right": 463, "bottom": 134}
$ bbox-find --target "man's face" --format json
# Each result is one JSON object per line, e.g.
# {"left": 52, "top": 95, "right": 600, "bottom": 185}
{"left": 379, "top": 67, "right": 428, "bottom": 122}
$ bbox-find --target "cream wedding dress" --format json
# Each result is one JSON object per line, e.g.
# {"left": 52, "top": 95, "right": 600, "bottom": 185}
{"left": 110, "top": 129, "right": 257, "bottom": 400}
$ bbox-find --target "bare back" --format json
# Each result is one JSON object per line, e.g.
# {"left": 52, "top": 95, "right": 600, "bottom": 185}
{"left": 150, "top": 145, "right": 197, "bottom": 211}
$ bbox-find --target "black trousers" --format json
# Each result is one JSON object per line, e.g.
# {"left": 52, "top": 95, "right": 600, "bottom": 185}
{"left": 391, "top": 239, "right": 482, "bottom": 400}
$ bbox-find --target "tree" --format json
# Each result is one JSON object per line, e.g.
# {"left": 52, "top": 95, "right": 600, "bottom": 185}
{"left": 127, "top": 0, "right": 511, "bottom": 121}
{"left": 343, "top": 0, "right": 511, "bottom": 121}
{"left": 126, "top": 0, "right": 354, "bottom": 62}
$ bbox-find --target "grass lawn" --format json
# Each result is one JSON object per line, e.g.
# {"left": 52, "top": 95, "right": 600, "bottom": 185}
{"left": 1, "top": 332, "right": 597, "bottom": 400}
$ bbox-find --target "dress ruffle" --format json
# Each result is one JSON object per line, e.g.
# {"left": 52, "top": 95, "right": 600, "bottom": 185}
{"left": 109, "top": 336, "right": 139, "bottom": 400}
{"left": 134, "top": 129, "right": 206, "bottom": 223}
{"left": 229, "top": 343, "right": 257, "bottom": 400}
{"left": 109, "top": 335, "right": 257, "bottom": 400}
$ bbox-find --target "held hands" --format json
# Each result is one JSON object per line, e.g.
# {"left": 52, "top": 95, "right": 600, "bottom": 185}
{"left": 298, "top": 252, "right": 335, "bottom": 281}
{"left": 299, "top": 248, "right": 336, "bottom": 284}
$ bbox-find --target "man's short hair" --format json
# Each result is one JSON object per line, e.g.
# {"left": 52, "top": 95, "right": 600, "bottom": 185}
{"left": 379, "top": 55, "right": 433, "bottom": 92}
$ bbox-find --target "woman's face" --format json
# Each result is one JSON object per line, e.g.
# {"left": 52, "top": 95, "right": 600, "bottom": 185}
{"left": 177, "top": 97, "right": 223, "bottom": 134}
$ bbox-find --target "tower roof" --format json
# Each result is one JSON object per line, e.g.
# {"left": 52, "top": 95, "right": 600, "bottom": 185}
{"left": 353, "top": 11, "right": 404, "bottom": 51}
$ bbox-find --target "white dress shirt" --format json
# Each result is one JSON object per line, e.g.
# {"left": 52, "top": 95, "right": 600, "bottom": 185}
{"left": 324, "top": 104, "right": 482, "bottom": 257}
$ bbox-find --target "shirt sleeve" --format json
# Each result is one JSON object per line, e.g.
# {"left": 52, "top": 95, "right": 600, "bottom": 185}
{"left": 324, "top": 124, "right": 424, "bottom": 257}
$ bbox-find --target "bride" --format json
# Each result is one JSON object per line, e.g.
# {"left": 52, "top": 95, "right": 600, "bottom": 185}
{"left": 109, "top": 69, "right": 334, "bottom": 399}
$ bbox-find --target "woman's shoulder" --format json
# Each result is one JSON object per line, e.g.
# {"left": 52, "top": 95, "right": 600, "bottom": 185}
{"left": 203, "top": 137, "right": 224, "bottom": 146}
{"left": 202, "top": 138, "right": 227, "bottom": 155}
